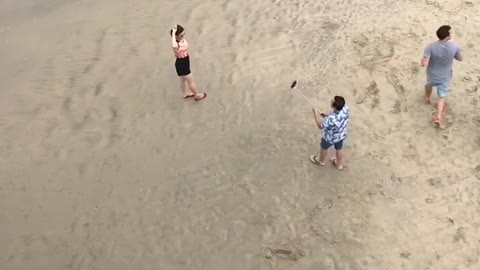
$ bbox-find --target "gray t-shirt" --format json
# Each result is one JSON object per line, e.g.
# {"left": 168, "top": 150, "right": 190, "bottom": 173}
{"left": 423, "top": 41, "right": 462, "bottom": 82}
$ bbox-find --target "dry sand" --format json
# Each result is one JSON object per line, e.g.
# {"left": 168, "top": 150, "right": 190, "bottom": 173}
{"left": 1, "top": 0, "right": 480, "bottom": 269}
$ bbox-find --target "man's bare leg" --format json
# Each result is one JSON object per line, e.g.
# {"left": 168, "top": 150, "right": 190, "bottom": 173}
{"left": 334, "top": 150, "right": 344, "bottom": 169}
{"left": 424, "top": 84, "right": 433, "bottom": 104}
{"left": 319, "top": 148, "right": 328, "bottom": 165}
{"left": 435, "top": 97, "right": 447, "bottom": 129}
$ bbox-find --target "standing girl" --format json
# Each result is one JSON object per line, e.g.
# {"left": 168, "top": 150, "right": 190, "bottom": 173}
{"left": 170, "top": 24, "right": 207, "bottom": 101}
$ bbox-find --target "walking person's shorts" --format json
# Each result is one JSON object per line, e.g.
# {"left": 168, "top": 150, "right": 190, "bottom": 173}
{"left": 321, "top": 138, "right": 344, "bottom": 150}
{"left": 427, "top": 79, "right": 450, "bottom": 98}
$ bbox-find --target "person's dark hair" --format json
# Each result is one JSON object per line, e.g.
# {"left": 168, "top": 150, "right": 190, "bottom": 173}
{"left": 332, "top": 96, "right": 345, "bottom": 111}
{"left": 170, "top": 24, "right": 184, "bottom": 37}
{"left": 436, "top": 25, "right": 451, "bottom": 40}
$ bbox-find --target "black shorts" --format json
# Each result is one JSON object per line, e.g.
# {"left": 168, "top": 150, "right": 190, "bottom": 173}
{"left": 175, "top": 56, "right": 191, "bottom": 76}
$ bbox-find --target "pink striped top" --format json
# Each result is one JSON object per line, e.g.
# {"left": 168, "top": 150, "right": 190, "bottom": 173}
{"left": 173, "top": 39, "right": 189, "bottom": 58}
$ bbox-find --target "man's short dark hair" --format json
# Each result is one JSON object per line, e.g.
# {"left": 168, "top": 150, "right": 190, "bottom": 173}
{"left": 436, "top": 25, "right": 451, "bottom": 40}
{"left": 332, "top": 96, "right": 345, "bottom": 111}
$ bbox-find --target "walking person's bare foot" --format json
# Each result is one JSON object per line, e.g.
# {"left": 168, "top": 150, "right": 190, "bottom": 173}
{"left": 425, "top": 95, "right": 432, "bottom": 104}
{"left": 434, "top": 118, "right": 446, "bottom": 129}
{"left": 331, "top": 157, "right": 344, "bottom": 170}
{"left": 183, "top": 92, "right": 195, "bottom": 98}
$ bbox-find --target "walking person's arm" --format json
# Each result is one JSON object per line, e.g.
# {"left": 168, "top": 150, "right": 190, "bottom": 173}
{"left": 421, "top": 57, "right": 429, "bottom": 67}
{"left": 312, "top": 108, "right": 325, "bottom": 129}
{"left": 455, "top": 46, "right": 463, "bottom": 61}
{"left": 171, "top": 25, "right": 178, "bottom": 49}
{"left": 421, "top": 44, "right": 431, "bottom": 67}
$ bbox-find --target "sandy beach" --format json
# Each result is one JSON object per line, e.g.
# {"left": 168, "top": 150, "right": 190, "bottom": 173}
{"left": 1, "top": 0, "right": 479, "bottom": 269}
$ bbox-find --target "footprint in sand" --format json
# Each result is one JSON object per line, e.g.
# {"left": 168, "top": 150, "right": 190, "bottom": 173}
{"left": 264, "top": 242, "right": 305, "bottom": 261}
{"left": 400, "top": 251, "right": 411, "bottom": 259}
{"left": 474, "top": 165, "right": 480, "bottom": 179}
{"left": 425, "top": 0, "right": 442, "bottom": 8}
{"left": 453, "top": 227, "right": 468, "bottom": 244}
{"left": 465, "top": 85, "right": 478, "bottom": 93}
{"left": 355, "top": 80, "right": 380, "bottom": 109}
{"left": 352, "top": 32, "right": 395, "bottom": 69}
{"left": 427, "top": 178, "right": 443, "bottom": 187}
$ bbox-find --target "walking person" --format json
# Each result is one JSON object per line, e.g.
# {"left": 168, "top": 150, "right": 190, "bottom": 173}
{"left": 170, "top": 24, "right": 207, "bottom": 101}
{"left": 421, "top": 25, "right": 463, "bottom": 129}
{"left": 309, "top": 96, "right": 350, "bottom": 170}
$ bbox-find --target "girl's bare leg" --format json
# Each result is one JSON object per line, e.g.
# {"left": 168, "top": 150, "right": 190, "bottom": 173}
{"left": 185, "top": 74, "right": 206, "bottom": 99}
{"left": 180, "top": 77, "right": 194, "bottom": 97}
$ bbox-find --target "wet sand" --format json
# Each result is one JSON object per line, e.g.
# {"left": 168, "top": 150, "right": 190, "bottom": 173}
{"left": 1, "top": 0, "right": 480, "bottom": 269}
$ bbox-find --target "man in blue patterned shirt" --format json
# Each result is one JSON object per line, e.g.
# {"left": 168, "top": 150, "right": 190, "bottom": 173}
{"left": 310, "top": 96, "right": 350, "bottom": 170}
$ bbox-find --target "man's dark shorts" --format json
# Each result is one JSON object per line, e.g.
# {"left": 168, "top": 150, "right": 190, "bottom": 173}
{"left": 321, "top": 138, "right": 344, "bottom": 150}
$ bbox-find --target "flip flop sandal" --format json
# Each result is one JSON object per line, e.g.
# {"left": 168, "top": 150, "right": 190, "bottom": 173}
{"left": 183, "top": 94, "right": 195, "bottom": 98}
{"left": 310, "top": 155, "right": 326, "bottom": 166}
{"left": 331, "top": 157, "right": 344, "bottom": 170}
{"left": 194, "top": 93, "right": 207, "bottom": 101}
